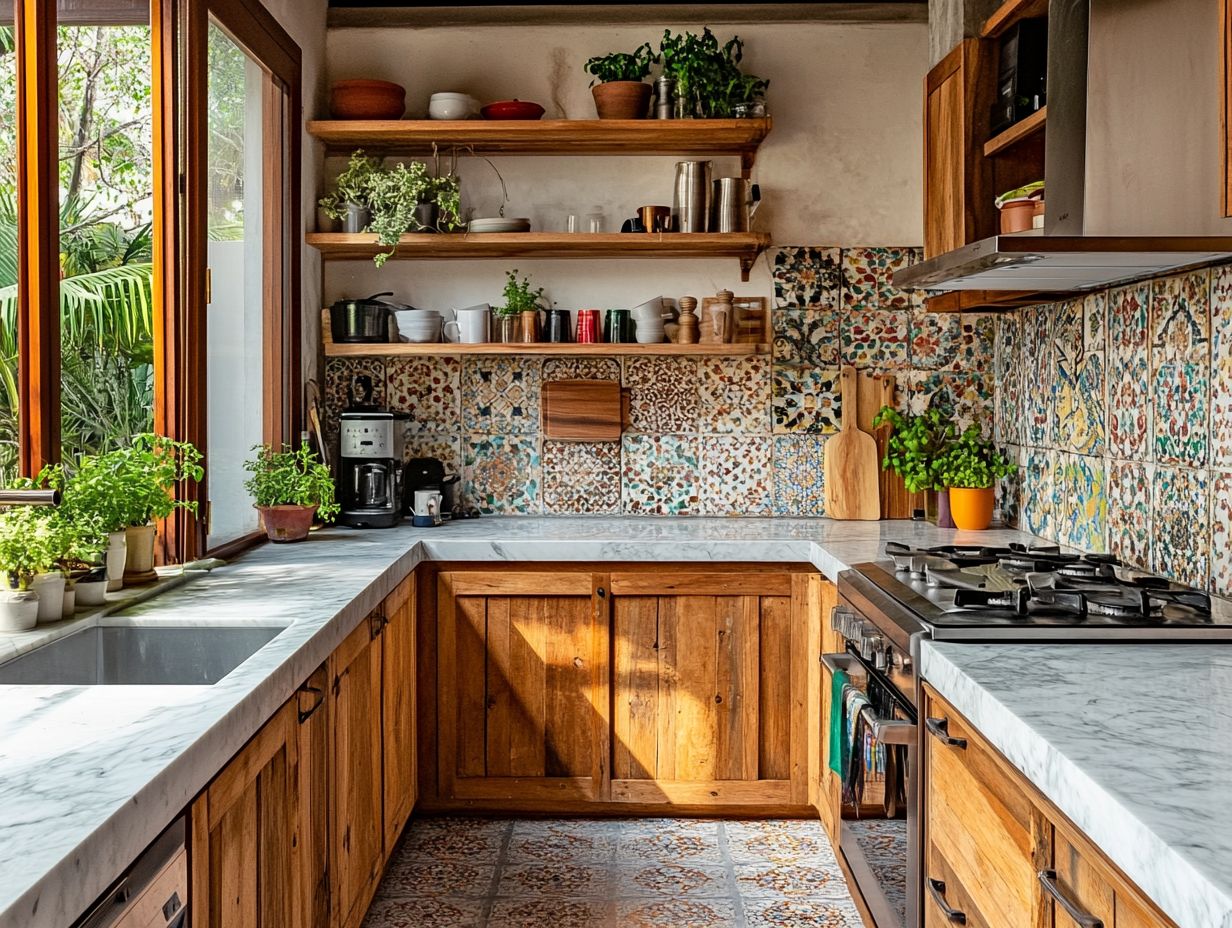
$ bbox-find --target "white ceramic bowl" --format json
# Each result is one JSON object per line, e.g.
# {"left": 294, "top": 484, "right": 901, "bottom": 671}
{"left": 429, "top": 99, "right": 472, "bottom": 120}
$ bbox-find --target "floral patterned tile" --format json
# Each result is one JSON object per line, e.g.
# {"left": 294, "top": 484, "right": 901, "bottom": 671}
{"left": 771, "top": 246, "right": 841, "bottom": 309}
{"left": 899, "top": 371, "right": 993, "bottom": 432}
{"left": 909, "top": 310, "right": 960, "bottom": 370}
{"left": 994, "top": 314, "right": 1023, "bottom": 446}
{"left": 1209, "top": 266, "right": 1232, "bottom": 468}
{"left": 615, "top": 828, "right": 723, "bottom": 863}
{"left": 487, "top": 898, "right": 613, "bottom": 928}
{"left": 462, "top": 357, "right": 541, "bottom": 434}
{"left": 1107, "top": 284, "right": 1151, "bottom": 461}
{"left": 542, "top": 357, "right": 621, "bottom": 382}
{"left": 772, "top": 309, "right": 840, "bottom": 367}
{"left": 542, "top": 440, "right": 621, "bottom": 514}
{"left": 497, "top": 863, "right": 611, "bottom": 898}
{"left": 997, "top": 444, "right": 1024, "bottom": 528}
{"left": 385, "top": 356, "right": 460, "bottom": 435}
{"left": 616, "top": 863, "right": 731, "bottom": 898}
{"left": 1152, "top": 269, "right": 1210, "bottom": 363}
{"left": 840, "top": 246, "right": 922, "bottom": 312}
{"left": 771, "top": 434, "right": 827, "bottom": 516}
{"left": 1151, "top": 466, "right": 1210, "bottom": 588}
{"left": 1152, "top": 361, "right": 1209, "bottom": 466}
{"left": 325, "top": 356, "right": 387, "bottom": 418}
{"left": 1021, "top": 305, "right": 1055, "bottom": 447}
{"left": 505, "top": 827, "right": 617, "bottom": 864}
{"left": 402, "top": 434, "right": 462, "bottom": 474}
{"left": 1107, "top": 460, "right": 1152, "bottom": 570}
{"left": 734, "top": 863, "right": 850, "bottom": 898}
{"left": 726, "top": 828, "right": 835, "bottom": 866}
{"left": 1210, "top": 472, "right": 1232, "bottom": 596}
{"left": 698, "top": 356, "right": 771, "bottom": 434}
{"left": 362, "top": 896, "right": 484, "bottom": 928}
{"left": 743, "top": 897, "right": 863, "bottom": 928}
{"left": 621, "top": 435, "right": 699, "bottom": 515}
{"left": 1022, "top": 448, "right": 1061, "bottom": 541}
{"left": 399, "top": 818, "right": 511, "bottom": 861}
{"left": 771, "top": 365, "right": 839, "bottom": 434}
{"left": 1053, "top": 296, "right": 1106, "bottom": 456}
{"left": 699, "top": 435, "right": 773, "bottom": 515}
{"left": 841, "top": 309, "right": 910, "bottom": 368}
{"left": 1063, "top": 454, "right": 1107, "bottom": 553}
{"left": 377, "top": 861, "right": 495, "bottom": 899}
{"left": 624, "top": 357, "right": 699, "bottom": 433}
{"left": 463, "top": 435, "right": 540, "bottom": 514}
{"left": 616, "top": 897, "right": 737, "bottom": 928}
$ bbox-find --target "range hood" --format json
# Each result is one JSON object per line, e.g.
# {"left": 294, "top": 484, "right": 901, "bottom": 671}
{"left": 898, "top": 0, "right": 1232, "bottom": 294}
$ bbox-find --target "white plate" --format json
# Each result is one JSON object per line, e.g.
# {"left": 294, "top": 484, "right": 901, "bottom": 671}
{"left": 467, "top": 217, "right": 531, "bottom": 233}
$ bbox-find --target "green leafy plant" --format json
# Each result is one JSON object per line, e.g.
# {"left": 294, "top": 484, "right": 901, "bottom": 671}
{"left": 0, "top": 506, "right": 57, "bottom": 590}
{"left": 726, "top": 72, "right": 770, "bottom": 106}
{"left": 936, "top": 425, "right": 1016, "bottom": 489}
{"left": 430, "top": 174, "right": 464, "bottom": 232}
{"left": 585, "top": 43, "right": 657, "bottom": 84}
{"left": 93, "top": 434, "right": 204, "bottom": 527}
{"left": 16, "top": 463, "right": 109, "bottom": 567}
{"left": 872, "top": 406, "right": 954, "bottom": 493}
{"left": 243, "top": 441, "right": 340, "bottom": 522}
{"left": 318, "top": 149, "right": 382, "bottom": 220}
{"left": 658, "top": 28, "right": 766, "bottom": 118}
{"left": 495, "top": 269, "right": 546, "bottom": 317}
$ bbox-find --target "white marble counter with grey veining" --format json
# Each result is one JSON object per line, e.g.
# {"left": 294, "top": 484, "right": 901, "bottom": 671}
{"left": 922, "top": 641, "right": 1232, "bottom": 928}
{"left": 0, "top": 516, "right": 1038, "bottom": 928}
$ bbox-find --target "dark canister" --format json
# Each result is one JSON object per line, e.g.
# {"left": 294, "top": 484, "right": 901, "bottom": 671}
{"left": 603, "top": 308, "right": 633, "bottom": 343}
{"left": 544, "top": 309, "right": 573, "bottom": 343}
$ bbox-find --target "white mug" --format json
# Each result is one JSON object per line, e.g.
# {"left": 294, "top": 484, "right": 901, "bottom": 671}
{"left": 412, "top": 489, "right": 443, "bottom": 527}
{"left": 451, "top": 305, "right": 490, "bottom": 344}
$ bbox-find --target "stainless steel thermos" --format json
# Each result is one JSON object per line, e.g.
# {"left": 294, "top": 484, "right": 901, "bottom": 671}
{"left": 672, "top": 161, "right": 712, "bottom": 233}
{"left": 711, "top": 177, "right": 762, "bottom": 233}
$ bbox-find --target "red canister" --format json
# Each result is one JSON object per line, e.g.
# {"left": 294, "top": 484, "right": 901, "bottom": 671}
{"left": 576, "top": 308, "right": 602, "bottom": 343}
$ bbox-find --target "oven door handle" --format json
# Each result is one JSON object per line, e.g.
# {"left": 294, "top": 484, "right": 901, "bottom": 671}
{"left": 820, "top": 651, "right": 855, "bottom": 674}
{"left": 859, "top": 706, "right": 916, "bottom": 745}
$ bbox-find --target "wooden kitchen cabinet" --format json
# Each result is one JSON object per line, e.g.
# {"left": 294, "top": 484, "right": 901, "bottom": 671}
{"left": 814, "top": 577, "right": 841, "bottom": 841}
{"left": 381, "top": 574, "right": 417, "bottom": 850}
{"left": 294, "top": 666, "right": 330, "bottom": 928}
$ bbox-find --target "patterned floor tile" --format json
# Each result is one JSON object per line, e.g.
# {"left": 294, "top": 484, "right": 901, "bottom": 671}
{"left": 542, "top": 440, "right": 621, "bottom": 514}
{"left": 771, "top": 434, "right": 826, "bottom": 516}
{"left": 1063, "top": 454, "right": 1107, "bottom": 553}
{"left": 1152, "top": 362, "right": 1209, "bottom": 466}
{"left": 900, "top": 371, "right": 993, "bottom": 432}
{"left": 487, "top": 897, "right": 612, "bottom": 928}
{"left": 621, "top": 434, "right": 700, "bottom": 515}
{"left": 1107, "top": 461, "right": 1152, "bottom": 570}
{"left": 542, "top": 357, "right": 622, "bottom": 382}
{"left": 734, "top": 863, "right": 848, "bottom": 898}
{"left": 1210, "top": 265, "right": 1232, "bottom": 468}
{"left": 698, "top": 356, "right": 772, "bottom": 434}
{"left": 463, "top": 435, "right": 540, "bottom": 514}
{"left": 726, "top": 825, "right": 836, "bottom": 866}
{"left": 624, "top": 357, "right": 699, "bottom": 433}
{"left": 771, "top": 246, "right": 841, "bottom": 309}
{"left": 617, "top": 862, "right": 731, "bottom": 898}
{"left": 361, "top": 896, "right": 484, "bottom": 928}
{"left": 399, "top": 818, "right": 511, "bottom": 861}
{"left": 994, "top": 313, "right": 1023, "bottom": 446}
{"left": 377, "top": 860, "right": 495, "bottom": 899}
{"left": 772, "top": 364, "right": 839, "bottom": 434}
{"left": 616, "top": 897, "right": 737, "bottom": 928}
{"left": 1151, "top": 466, "right": 1210, "bottom": 588}
{"left": 615, "top": 828, "right": 724, "bottom": 863}
{"left": 462, "top": 357, "right": 541, "bottom": 434}
{"left": 846, "top": 819, "right": 907, "bottom": 926}
{"left": 699, "top": 435, "right": 772, "bottom": 515}
{"left": 385, "top": 356, "right": 459, "bottom": 435}
{"left": 772, "top": 308, "right": 840, "bottom": 367}
{"left": 1210, "top": 472, "right": 1232, "bottom": 596}
{"left": 743, "top": 897, "right": 862, "bottom": 928}
{"left": 840, "top": 246, "right": 922, "bottom": 312}
{"left": 841, "top": 308, "right": 910, "bottom": 368}
{"left": 1053, "top": 295, "right": 1106, "bottom": 456}
{"left": 402, "top": 434, "right": 462, "bottom": 474}
{"left": 1107, "top": 284, "right": 1151, "bottom": 462}
{"left": 1152, "top": 269, "right": 1210, "bottom": 363}
{"left": 506, "top": 827, "right": 617, "bottom": 864}
{"left": 497, "top": 862, "right": 611, "bottom": 898}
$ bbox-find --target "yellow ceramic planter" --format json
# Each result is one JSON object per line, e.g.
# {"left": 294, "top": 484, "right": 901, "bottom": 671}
{"left": 949, "top": 486, "right": 995, "bottom": 531}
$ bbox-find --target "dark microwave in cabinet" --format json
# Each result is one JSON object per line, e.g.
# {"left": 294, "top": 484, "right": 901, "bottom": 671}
{"left": 990, "top": 19, "right": 1047, "bottom": 136}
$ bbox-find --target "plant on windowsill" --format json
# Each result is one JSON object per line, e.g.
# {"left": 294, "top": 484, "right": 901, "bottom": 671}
{"left": 585, "top": 43, "right": 657, "bottom": 119}
{"left": 244, "top": 441, "right": 339, "bottom": 544}
{"left": 0, "top": 507, "right": 56, "bottom": 632}
{"left": 318, "top": 149, "right": 382, "bottom": 233}
{"left": 935, "top": 426, "right": 1016, "bottom": 531}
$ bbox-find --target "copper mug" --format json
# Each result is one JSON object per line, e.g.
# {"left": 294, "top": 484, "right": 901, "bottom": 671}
{"left": 638, "top": 205, "right": 674, "bottom": 233}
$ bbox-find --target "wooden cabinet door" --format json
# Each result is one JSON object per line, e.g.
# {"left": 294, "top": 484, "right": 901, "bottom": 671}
{"left": 437, "top": 570, "right": 608, "bottom": 803}
{"left": 329, "top": 614, "right": 385, "bottom": 928}
{"left": 814, "top": 577, "right": 842, "bottom": 841}
{"left": 382, "top": 574, "right": 417, "bottom": 848}
{"left": 1051, "top": 832, "right": 1175, "bottom": 928}
{"left": 293, "top": 667, "right": 329, "bottom": 928}
{"left": 191, "top": 699, "right": 299, "bottom": 928}
{"left": 609, "top": 569, "right": 813, "bottom": 811}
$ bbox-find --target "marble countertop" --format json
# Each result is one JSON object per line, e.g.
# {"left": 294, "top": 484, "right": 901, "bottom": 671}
{"left": 922, "top": 642, "right": 1232, "bottom": 928}
{"left": 0, "top": 516, "right": 1036, "bottom": 928}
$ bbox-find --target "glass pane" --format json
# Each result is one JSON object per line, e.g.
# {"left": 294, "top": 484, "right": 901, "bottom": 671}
{"left": 56, "top": 2, "right": 155, "bottom": 468}
{"left": 205, "top": 20, "right": 265, "bottom": 547}
{"left": 0, "top": 10, "right": 19, "bottom": 481}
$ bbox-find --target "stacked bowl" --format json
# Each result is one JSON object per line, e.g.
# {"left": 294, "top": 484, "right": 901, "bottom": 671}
{"left": 396, "top": 309, "right": 444, "bottom": 343}
{"left": 632, "top": 299, "right": 667, "bottom": 344}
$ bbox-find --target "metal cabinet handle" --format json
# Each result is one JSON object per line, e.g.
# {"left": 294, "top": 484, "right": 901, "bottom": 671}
{"left": 927, "top": 878, "right": 967, "bottom": 924}
{"left": 925, "top": 716, "right": 967, "bottom": 749}
{"left": 370, "top": 611, "right": 387, "bottom": 639}
{"left": 297, "top": 684, "right": 324, "bottom": 723}
{"left": 596, "top": 587, "right": 606, "bottom": 599}
{"left": 1039, "top": 870, "right": 1104, "bottom": 928}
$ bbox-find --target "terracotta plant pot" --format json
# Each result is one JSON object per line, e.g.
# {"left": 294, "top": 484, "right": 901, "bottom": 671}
{"left": 999, "top": 197, "right": 1036, "bottom": 234}
{"left": 591, "top": 81, "right": 652, "bottom": 120}
{"left": 949, "top": 486, "right": 996, "bottom": 531}
{"left": 124, "top": 523, "right": 158, "bottom": 584}
{"left": 257, "top": 504, "right": 318, "bottom": 543}
{"left": 330, "top": 79, "right": 406, "bottom": 120}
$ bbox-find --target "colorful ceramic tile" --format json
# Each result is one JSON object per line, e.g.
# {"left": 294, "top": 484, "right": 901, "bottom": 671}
{"left": 1152, "top": 269, "right": 1210, "bottom": 363}
{"left": 1020, "top": 305, "right": 1055, "bottom": 447}
{"left": 385, "top": 356, "right": 460, "bottom": 435}
{"left": 402, "top": 434, "right": 462, "bottom": 474}
{"left": 624, "top": 357, "right": 699, "bottom": 433}
{"left": 840, "top": 246, "right": 922, "bottom": 312}
{"left": 744, "top": 898, "right": 863, "bottom": 928}
{"left": 771, "top": 246, "right": 841, "bottom": 309}
{"left": 463, "top": 435, "right": 540, "bottom": 514}
{"left": 487, "top": 898, "right": 611, "bottom": 928}
{"left": 1209, "top": 265, "right": 1232, "bottom": 467}
{"left": 726, "top": 821, "right": 838, "bottom": 866}
{"left": 1210, "top": 472, "right": 1232, "bottom": 596}
{"left": 1152, "top": 361, "right": 1208, "bottom": 466}
{"left": 542, "top": 357, "right": 621, "bottom": 382}
{"left": 497, "top": 863, "right": 611, "bottom": 898}
{"left": 993, "top": 314, "right": 1023, "bottom": 446}
{"left": 771, "top": 435, "right": 827, "bottom": 517}
{"left": 616, "top": 827, "right": 723, "bottom": 863}
{"left": 699, "top": 435, "right": 772, "bottom": 515}
{"left": 995, "top": 444, "right": 1024, "bottom": 528}
{"left": 461, "top": 356, "right": 541, "bottom": 434}
{"left": 362, "top": 896, "right": 484, "bottom": 928}
{"left": 1107, "top": 461, "right": 1152, "bottom": 570}
{"left": 400, "top": 818, "right": 510, "bottom": 861}
{"left": 900, "top": 371, "right": 994, "bottom": 432}
{"left": 734, "top": 862, "right": 849, "bottom": 898}
{"left": 771, "top": 365, "right": 839, "bottom": 434}
{"left": 1061, "top": 454, "right": 1107, "bottom": 553}
{"left": 908, "top": 310, "right": 960, "bottom": 370}
{"left": 621, "top": 435, "right": 699, "bottom": 515}
{"left": 324, "top": 356, "right": 386, "bottom": 419}
{"left": 954, "top": 314, "right": 997, "bottom": 371}
{"left": 541, "top": 440, "right": 621, "bottom": 514}
{"left": 698, "top": 356, "right": 771, "bottom": 434}
{"left": 1107, "top": 284, "right": 1151, "bottom": 461}
{"left": 506, "top": 824, "right": 617, "bottom": 864}
{"left": 618, "top": 863, "right": 731, "bottom": 898}
{"left": 616, "top": 897, "right": 737, "bottom": 928}
{"left": 1021, "top": 449, "right": 1061, "bottom": 541}
{"left": 1053, "top": 295, "right": 1106, "bottom": 456}
{"left": 1151, "top": 466, "right": 1210, "bottom": 588}
{"left": 841, "top": 309, "right": 910, "bottom": 368}
{"left": 772, "top": 308, "right": 840, "bottom": 367}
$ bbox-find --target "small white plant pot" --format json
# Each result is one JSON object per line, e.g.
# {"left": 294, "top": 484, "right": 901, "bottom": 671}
{"left": 106, "top": 531, "right": 127, "bottom": 592}
{"left": 76, "top": 578, "right": 108, "bottom": 607}
{"left": 32, "top": 573, "right": 66, "bottom": 623}
{"left": 62, "top": 578, "right": 77, "bottom": 615}
{"left": 124, "top": 523, "right": 157, "bottom": 583}
{"left": 0, "top": 590, "right": 39, "bottom": 632}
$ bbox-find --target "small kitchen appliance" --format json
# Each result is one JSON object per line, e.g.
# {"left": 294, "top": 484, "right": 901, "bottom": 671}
{"left": 411, "top": 489, "right": 444, "bottom": 527}
{"left": 990, "top": 19, "right": 1047, "bottom": 135}
{"left": 338, "top": 411, "right": 408, "bottom": 528}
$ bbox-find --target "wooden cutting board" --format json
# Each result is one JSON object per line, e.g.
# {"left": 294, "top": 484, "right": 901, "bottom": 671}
{"left": 541, "top": 380, "right": 622, "bottom": 441}
{"left": 877, "top": 375, "right": 918, "bottom": 519}
{"left": 823, "top": 366, "right": 881, "bottom": 520}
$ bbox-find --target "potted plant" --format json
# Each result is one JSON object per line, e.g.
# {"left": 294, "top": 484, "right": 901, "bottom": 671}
{"left": 0, "top": 507, "right": 55, "bottom": 632}
{"left": 364, "top": 160, "right": 438, "bottom": 268}
{"left": 318, "top": 149, "right": 381, "bottom": 233}
{"left": 49, "top": 453, "right": 134, "bottom": 591}
{"left": 244, "top": 441, "right": 340, "bottom": 543}
{"left": 585, "top": 43, "right": 656, "bottom": 119}
{"left": 936, "top": 426, "right": 1016, "bottom": 531}
{"left": 996, "top": 180, "right": 1044, "bottom": 234}
{"left": 109, "top": 435, "right": 203, "bottom": 583}
{"left": 872, "top": 406, "right": 956, "bottom": 526}
{"left": 493, "top": 269, "right": 546, "bottom": 343}
{"left": 659, "top": 28, "right": 765, "bottom": 119}
{"left": 726, "top": 73, "right": 770, "bottom": 118}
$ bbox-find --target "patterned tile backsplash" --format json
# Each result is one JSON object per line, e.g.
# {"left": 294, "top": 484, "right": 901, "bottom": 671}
{"left": 996, "top": 261, "right": 1232, "bottom": 595}
{"left": 323, "top": 244, "right": 997, "bottom": 519}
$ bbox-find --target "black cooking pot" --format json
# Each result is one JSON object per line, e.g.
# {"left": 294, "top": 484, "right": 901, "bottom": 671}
{"left": 331, "top": 292, "right": 398, "bottom": 343}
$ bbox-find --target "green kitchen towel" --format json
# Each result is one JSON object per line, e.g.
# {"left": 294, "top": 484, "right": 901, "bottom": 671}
{"left": 828, "top": 668, "right": 849, "bottom": 777}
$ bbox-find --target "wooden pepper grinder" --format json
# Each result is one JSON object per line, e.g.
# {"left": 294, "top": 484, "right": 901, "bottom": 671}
{"left": 676, "top": 296, "right": 700, "bottom": 344}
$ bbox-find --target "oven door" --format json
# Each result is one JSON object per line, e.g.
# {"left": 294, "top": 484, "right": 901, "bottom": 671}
{"left": 823, "top": 648, "right": 918, "bottom": 928}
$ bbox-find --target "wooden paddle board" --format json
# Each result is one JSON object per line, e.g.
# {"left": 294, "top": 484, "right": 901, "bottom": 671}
{"left": 824, "top": 366, "right": 881, "bottom": 520}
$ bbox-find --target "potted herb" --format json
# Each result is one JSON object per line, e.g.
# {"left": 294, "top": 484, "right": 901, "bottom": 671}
{"left": 493, "top": 269, "right": 546, "bottom": 343}
{"left": 244, "top": 441, "right": 340, "bottom": 543}
{"left": 53, "top": 453, "right": 135, "bottom": 590}
{"left": 726, "top": 73, "right": 770, "bottom": 118}
{"left": 659, "top": 28, "right": 765, "bottom": 118}
{"left": 585, "top": 43, "right": 656, "bottom": 119}
{"left": 318, "top": 150, "right": 381, "bottom": 233}
{"left": 936, "top": 426, "right": 1016, "bottom": 531}
{"left": 364, "top": 160, "right": 439, "bottom": 268}
{"left": 0, "top": 507, "right": 55, "bottom": 631}
{"left": 872, "top": 406, "right": 956, "bottom": 526}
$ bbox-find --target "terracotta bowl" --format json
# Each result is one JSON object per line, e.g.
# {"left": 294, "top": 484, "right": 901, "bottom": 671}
{"left": 331, "top": 79, "right": 406, "bottom": 120}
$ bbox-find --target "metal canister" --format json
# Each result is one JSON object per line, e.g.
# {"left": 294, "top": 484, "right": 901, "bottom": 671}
{"left": 653, "top": 76, "right": 676, "bottom": 119}
{"left": 672, "top": 160, "right": 712, "bottom": 233}
{"left": 710, "top": 177, "right": 762, "bottom": 233}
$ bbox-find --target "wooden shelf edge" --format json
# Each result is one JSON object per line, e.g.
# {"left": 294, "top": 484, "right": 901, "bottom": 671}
{"left": 323, "top": 342, "right": 770, "bottom": 358}
{"left": 983, "top": 106, "right": 1047, "bottom": 157}
{"left": 923, "top": 290, "right": 1044, "bottom": 313}
{"left": 980, "top": 0, "right": 1048, "bottom": 38}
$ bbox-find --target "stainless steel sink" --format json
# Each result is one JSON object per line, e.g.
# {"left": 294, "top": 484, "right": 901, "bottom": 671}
{"left": 0, "top": 623, "right": 287, "bottom": 685}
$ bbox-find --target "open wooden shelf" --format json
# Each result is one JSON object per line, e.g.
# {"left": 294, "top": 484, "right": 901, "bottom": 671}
{"left": 980, "top": 0, "right": 1048, "bottom": 38}
{"left": 307, "top": 231, "right": 771, "bottom": 280}
{"left": 324, "top": 340, "right": 769, "bottom": 358}
{"left": 984, "top": 106, "right": 1047, "bottom": 157}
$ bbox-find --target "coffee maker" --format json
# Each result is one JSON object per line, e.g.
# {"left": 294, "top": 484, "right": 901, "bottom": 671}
{"left": 338, "top": 410, "right": 408, "bottom": 528}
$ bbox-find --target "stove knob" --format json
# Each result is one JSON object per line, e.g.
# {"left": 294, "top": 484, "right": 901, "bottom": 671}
{"left": 860, "top": 633, "right": 884, "bottom": 663}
